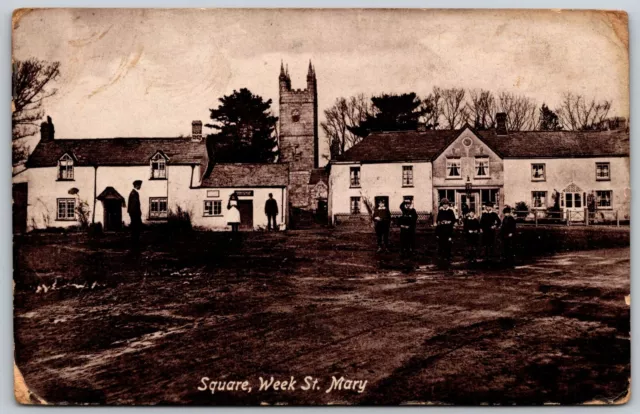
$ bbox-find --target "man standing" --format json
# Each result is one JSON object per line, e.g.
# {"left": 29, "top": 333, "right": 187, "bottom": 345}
{"left": 399, "top": 198, "right": 418, "bottom": 256}
{"left": 265, "top": 193, "right": 279, "bottom": 231}
{"left": 373, "top": 199, "right": 391, "bottom": 253}
{"left": 463, "top": 210, "right": 481, "bottom": 264}
{"left": 436, "top": 198, "right": 456, "bottom": 266}
{"left": 127, "top": 180, "right": 142, "bottom": 251}
{"left": 480, "top": 202, "right": 501, "bottom": 261}
{"left": 501, "top": 206, "right": 517, "bottom": 267}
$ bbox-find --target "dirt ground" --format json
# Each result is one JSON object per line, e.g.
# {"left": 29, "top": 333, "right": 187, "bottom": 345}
{"left": 13, "top": 228, "right": 630, "bottom": 405}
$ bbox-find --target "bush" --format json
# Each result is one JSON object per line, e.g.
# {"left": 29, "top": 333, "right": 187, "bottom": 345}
{"left": 514, "top": 201, "right": 529, "bottom": 218}
{"left": 167, "top": 205, "right": 193, "bottom": 233}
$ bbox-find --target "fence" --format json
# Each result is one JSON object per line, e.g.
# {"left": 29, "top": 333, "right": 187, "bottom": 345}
{"left": 513, "top": 209, "right": 627, "bottom": 227}
{"left": 334, "top": 211, "right": 434, "bottom": 228}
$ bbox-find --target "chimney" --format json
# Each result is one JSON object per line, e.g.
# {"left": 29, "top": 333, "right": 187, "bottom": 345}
{"left": 40, "top": 116, "right": 55, "bottom": 142}
{"left": 496, "top": 112, "right": 508, "bottom": 135}
{"left": 191, "top": 120, "right": 203, "bottom": 142}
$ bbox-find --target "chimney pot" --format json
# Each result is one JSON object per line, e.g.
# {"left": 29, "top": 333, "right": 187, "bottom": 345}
{"left": 496, "top": 112, "right": 508, "bottom": 135}
{"left": 40, "top": 116, "right": 55, "bottom": 141}
{"left": 191, "top": 120, "right": 203, "bottom": 142}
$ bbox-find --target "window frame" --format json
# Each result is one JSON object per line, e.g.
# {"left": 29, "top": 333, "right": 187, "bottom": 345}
{"left": 402, "top": 165, "right": 414, "bottom": 187}
{"left": 57, "top": 153, "right": 75, "bottom": 181}
{"left": 480, "top": 189, "right": 499, "bottom": 209}
{"left": 203, "top": 200, "right": 223, "bottom": 217}
{"left": 595, "top": 190, "right": 613, "bottom": 209}
{"left": 531, "top": 163, "right": 546, "bottom": 182}
{"left": 474, "top": 157, "right": 490, "bottom": 178}
{"left": 531, "top": 191, "right": 547, "bottom": 209}
{"left": 56, "top": 198, "right": 77, "bottom": 221}
{"left": 446, "top": 158, "right": 462, "bottom": 180}
{"left": 437, "top": 189, "right": 456, "bottom": 208}
{"left": 350, "top": 166, "right": 361, "bottom": 188}
{"left": 149, "top": 197, "right": 168, "bottom": 219}
{"left": 350, "top": 196, "right": 361, "bottom": 214}
{"left": 150, "top": 153, "right": 168, "bottom": 180}
{"left": 596, "top": 162, "right": 611, "bottom": 181}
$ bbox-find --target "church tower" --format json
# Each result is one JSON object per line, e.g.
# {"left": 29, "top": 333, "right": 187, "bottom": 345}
{"left": 279, "top": 60, "right": 319, "bottom": 208}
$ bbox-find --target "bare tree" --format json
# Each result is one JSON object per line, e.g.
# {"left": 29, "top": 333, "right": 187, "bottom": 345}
{"left": 421, "top": 87, "right": 443, "bottom": 130}
{"left": 321, "top": 94, "right": 372, "bottom": 158}
{"left": 555, "top": 92, "right": 612, "bottom": 131}
{"left": 466, "top": 89, "right": 496, "bottom": 130}
{"left": 12, "top": 58, "right": 61, "bottom": 164}
{"left": 496, "top": 92, "right": 537, "bottom": 131}
{"left": 441, "top": 88, "right": 468, "bottom": 129}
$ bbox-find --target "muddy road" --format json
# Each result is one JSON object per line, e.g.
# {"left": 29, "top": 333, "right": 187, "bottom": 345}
{"left": 14, "top": 229, "right": 630, "bottom": 405}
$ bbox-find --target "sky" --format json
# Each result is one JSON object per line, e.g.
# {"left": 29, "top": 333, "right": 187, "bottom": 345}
{"left": 13, "top": 8, "right": 629, "bottom": 161}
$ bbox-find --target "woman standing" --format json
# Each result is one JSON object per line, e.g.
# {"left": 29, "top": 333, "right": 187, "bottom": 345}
{"left": 227, "top": 193, "right": 241, "bottom": 233}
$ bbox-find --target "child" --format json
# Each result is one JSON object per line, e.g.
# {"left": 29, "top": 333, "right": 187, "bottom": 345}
{"left": 399, "top": 199, "right": 418, "bottom": 256}
{"left": 480, "top": 202, "right": 501, "bottom": 261}
{"left": 227, "top": 193, "right": 241, "bottom": 233}
{"left": 463, "top": 210, "right": 481, "bottom": 263}
{"left": 501, "top": 206, "right": 517, "bottom": 266}
{"left": 373, "top": 199, "right": 391, "bottom": 253}
{"left": 436, "top": 198, "right": 456, "bottom": 266}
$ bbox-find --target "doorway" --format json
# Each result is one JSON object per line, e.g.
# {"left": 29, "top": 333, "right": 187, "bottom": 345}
{"left": 564, "top": 191, "right": 584, "bottom": 221}
{"left": 458, "top": 191, "right": 480, "bottom": 217}
{"left": 12, "top": 183, "right": 28, "bottom": 234}
{"left": 103, "top": 200, "right": 123, "bottom": 231}
{"left": 237, "top": 200, "right": 253, "bottom": 229}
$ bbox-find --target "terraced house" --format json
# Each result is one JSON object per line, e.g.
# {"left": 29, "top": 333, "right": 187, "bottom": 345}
{"left": 328, "top": 114, "right": 630, "bottom": 224}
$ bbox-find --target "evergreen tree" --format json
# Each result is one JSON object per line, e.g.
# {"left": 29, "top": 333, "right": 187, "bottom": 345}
{"left": 350, "top": 93, "right": 426, "bottom": 137}
{"left": 205, "top": 88, "right": 278, "bottom": 163}
{"left": 538, "top": 103, "right": 563, "bottom": 131}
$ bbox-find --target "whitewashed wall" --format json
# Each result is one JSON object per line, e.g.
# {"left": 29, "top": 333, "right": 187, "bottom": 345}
{"left": 503, "top": 157, "right": 630, "bottom": 218}
{"left": 329, "top": 161, "right": 433, "bottom": 221}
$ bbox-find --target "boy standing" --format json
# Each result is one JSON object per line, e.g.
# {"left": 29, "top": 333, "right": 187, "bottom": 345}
{"left": 436, "top": 198, "right": 456, "bottom": 266}
{"left": 399, "top": 198, "right": 418, "bottom": 256}
{"left": 373, "top": 200, "right": 391, "bottom": 253}
{"left": 480, "top": 202, "right": 501, "bottom": 261}
{"left": 463, "top": 210, "right": 481, "bottom": 263}
{"left": 501, "top": 206, "right": 517, "bottom": 266}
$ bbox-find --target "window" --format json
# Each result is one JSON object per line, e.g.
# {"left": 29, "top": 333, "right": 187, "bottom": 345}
{"left": 291, "top": 109, "right": 300, "bottom": 123}
{"left": 531, "top": 163, "right": 545, "bottom": 181}
{"left": 350, "top": 167, "right": 361, "bottom": 187}
{"left": 58, "top": 154, "right": 74, "bottom": 180}
{"left": 475, "top": 157, "right": 489, "bottom": 178}
{"left": 596, "top": 162, "right": 610, "bottom": 181}
{"left": 350, "top": 197, "right": 361, "bottom": 214}
{"left": 204, "top": 200, "right": 222, "bottom": 216}
{"left": 438, "top": 189, "right": 456, "bottom": 206}
{"left": 565, "top": 193, "right": 582, "bottom": 209}
{"left": 596, "top": 190, "right": 612, "bottom": 208}
{"left": 56, "top": 198, "right": 76, "bottom": 221}
{"left": 446, "top": 159, "right": 461, "bottom": 179}
{"left": 531, "top": 191, "right": 547, "bottom": 208}
{"left": 481, "top": 189, "right": 499, "bottom": 208}
{"left": 150, "top": 153, "right": 167, "bottom": 179}
{"left": 149, "top": 197, "right": 168, "bottom": 219}
{"left": 402, "top": 166, "right": 414, "bottom": 187}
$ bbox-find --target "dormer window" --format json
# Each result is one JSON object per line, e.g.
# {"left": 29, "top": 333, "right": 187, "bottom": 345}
{"left": 58, "top": 153, "right": 74, "bottom": 180}
{"left": 150, "top": 152, "right": 167, "bottom": 179}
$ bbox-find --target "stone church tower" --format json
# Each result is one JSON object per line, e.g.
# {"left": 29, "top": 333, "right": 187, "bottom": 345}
{"left": 279, "top": 60, "right": 318, "bottom": 208}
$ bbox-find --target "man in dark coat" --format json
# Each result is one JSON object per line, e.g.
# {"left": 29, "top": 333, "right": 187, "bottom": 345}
{"left": 501, "top": 206, "right": 517, "bottom": 266}
{"left": 436, "top": 198, "right": 456, "bottom": 265}
{"left": 265, "top": 193, "right": 279, "bottom": 231}
{"left": 399, "top": 199, "right": 418, "bottom": 256}
{"left": 463, "top": 210, "right": 481, "bottom": 263}
{"left": 480, "top": 202, "right": 501, "bottom": 261}
{"left": 373, "top": 199, "right": 391, "bottom": 253}
{"left": 127, "top": 180, "right": 142, "bottom": 251}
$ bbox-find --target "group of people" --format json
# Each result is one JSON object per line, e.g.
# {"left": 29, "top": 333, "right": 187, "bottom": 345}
{"left": 371, "top": 196, "right": 517, "bottom": 266}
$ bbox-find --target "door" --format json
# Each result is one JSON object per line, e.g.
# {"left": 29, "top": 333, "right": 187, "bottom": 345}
{"left": 237, "top": 200, "right": 253, "bottom": 230}
{"left": 12, "top": 183, "right": 28, "bottom": 234}
{"left": 103, "top": 200, "right": 123, "bottom": 231}
{"left": 458, "top": 191, "right": 479, "bottom": 217}
{"left": 564, "top": 192, "right": 584, "bottom": 221}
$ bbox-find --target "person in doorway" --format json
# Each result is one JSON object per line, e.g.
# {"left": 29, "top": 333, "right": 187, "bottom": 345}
{"left": 463, "top": 209, "right": 481, "bottom": 264}
{"left": 436, "top": 198, "right": 456, "bottom": 266}
{"left": 501, "top": 206, "right": 517, "bottom": 267}
{"left": 399, "top": 198, "right": 418, "bottom": 256}
{"left": 127, "top": 180, "right": 143, "bottom": 252}
{"left": 227, "top": 193, "right": 241, "bottom": 233}
{"left": 480, "top": 202, "right": 501, "bottom": 261}
{"left": 373, "top": 199, "right": 391, "bottom": 253}
{"left": 265, "top": 193, "right": 279, "bottom": 231}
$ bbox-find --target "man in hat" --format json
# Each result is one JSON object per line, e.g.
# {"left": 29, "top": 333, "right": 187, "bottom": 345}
{"left": 264, "top": 193, "right": 279, "bottom": 231}
{"left": 501, "top": 205, "right": 517, "bottom": 266}
{"left": 399, "top": 197, "right": 418, "bottom": 256}
{"left": 480, "top": 201, "right": 501, "bottom": 261}
{"left": 436, "top": 198, "right": 456, "bottom": 266}
{"left": 463, "top": 209, "right": 481, "bottom": 264}
{"left": 127, "top": 180, "right": 143, "bottom": 251}
{"left": 373, "top": 199, "right": 391, "bottom": 253}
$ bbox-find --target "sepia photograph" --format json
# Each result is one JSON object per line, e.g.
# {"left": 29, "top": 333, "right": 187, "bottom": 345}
{"left": 11, "top": 8, "right": 630, "bottom": 405}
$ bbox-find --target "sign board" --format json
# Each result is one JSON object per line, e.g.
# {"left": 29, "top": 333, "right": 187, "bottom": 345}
{"left": 234, "top": 190, "right": 254, "bottom": 197}
{"left": 206, "top": 190, "right": 220, "bottom": 198}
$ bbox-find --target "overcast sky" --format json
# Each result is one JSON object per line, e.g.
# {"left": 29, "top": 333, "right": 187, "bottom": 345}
{"left": 13, "top": 8, "right": 629, "bottom": 159}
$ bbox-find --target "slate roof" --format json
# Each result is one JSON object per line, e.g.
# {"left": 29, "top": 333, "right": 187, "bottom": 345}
{"left": 309, "top": 168, "right": 329, "bottom": 185}
{"left": 335, "top": 128, "right": 629, "bottom": 162}
{"left": 201, "top": 163, "right": 289, "bottom": 188}
{"left": 26, "top": 138, "right": 207, "bottom": 168}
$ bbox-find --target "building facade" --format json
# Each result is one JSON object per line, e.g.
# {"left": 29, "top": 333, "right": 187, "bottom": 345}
{"left": 329, "top": 119, "right": 630, "bottom": 223}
